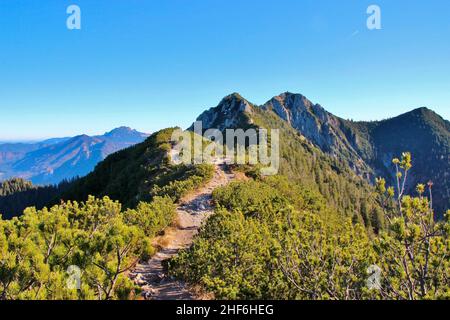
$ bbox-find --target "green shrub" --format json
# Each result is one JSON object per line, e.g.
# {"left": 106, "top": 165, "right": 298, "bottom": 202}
{"left": 0, "top": 195, "right": 176, "bottom": 300}
{"left": 151, "top": 164, "right": 214, "bottom": 202}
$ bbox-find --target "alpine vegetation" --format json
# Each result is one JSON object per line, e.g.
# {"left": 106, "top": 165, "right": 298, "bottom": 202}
{"left": 170, "top": 121, "right": 280, "bottom": 176}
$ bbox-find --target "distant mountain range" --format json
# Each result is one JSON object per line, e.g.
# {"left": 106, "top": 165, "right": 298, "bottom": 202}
{"left": 0, "top": 127, "right": 149, "bottom": 185}
{"left": 194, "top": 92, "right": 450, "bottom": 215}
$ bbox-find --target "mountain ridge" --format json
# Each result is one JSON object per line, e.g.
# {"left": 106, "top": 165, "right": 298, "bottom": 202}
{"left": 0, "top": 127, "right": 149, "bottom": 185}
{"left": 191, "top": 92, "right": 449, "bottom": 215}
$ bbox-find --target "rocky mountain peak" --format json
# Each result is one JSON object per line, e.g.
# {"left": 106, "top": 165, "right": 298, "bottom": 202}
{"left": 262, "top": 92, "right": 343, "bottom": 150}
{"left": 263, "top": 92, "right": 328, "bottom": 124}
{"left": 219, "top": 93, "right": 254, "bottom": 114}
{"left": 190, "top": 93, "right": 254, "bottom": 131}
{"left": 274, "top": 92, "right": 314, "bottom": 108}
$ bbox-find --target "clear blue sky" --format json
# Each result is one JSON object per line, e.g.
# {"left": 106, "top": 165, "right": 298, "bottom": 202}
{"left": 0, "top": 0, "right": 449, "bottom": 140}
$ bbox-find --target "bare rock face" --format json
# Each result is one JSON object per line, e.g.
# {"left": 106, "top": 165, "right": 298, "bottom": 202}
{"left": 263, "top": 92, "right": 337, "bottom": 152}
{"left": 188, "top": 92, "right": 449, "bottom": 215}
{"left": 190, "top": 91, "right": 371, "bottom": 176}
{"left": 262, "top": 92, "right": 371, "bottom": 176}
{"left": 189, "top": 93, "right": 254, "bottom": 132}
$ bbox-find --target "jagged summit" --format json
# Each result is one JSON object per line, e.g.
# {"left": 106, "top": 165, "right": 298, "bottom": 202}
{"left": 218, "top": 92, "right": 253, "bottom": 112}
{"left": 191, "top": 92, "right": 449, "bottom": 215}
{"left": 224, "top": 92, "right": 246, "bottom": 100}
{"left": 190, "top": 93, "right": 254, "bottom": 131}
{"left": 263, "top": 92, "right": 331, "bottom": 129}
{"left": 268, "top": 92, "right": 315, "bottom": 107}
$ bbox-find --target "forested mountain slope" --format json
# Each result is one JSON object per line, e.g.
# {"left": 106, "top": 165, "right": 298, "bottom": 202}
{"left": 194, "top": 93, "right": 382, "bottom": 229}
{"left": 348, "top": 107, "right": 450, "bottom": 214}
{"left": 194, "top": 92, "right": 449, "bottom": 216}
{"left": 170, "top": 94, "right": 449, "bottom": 301}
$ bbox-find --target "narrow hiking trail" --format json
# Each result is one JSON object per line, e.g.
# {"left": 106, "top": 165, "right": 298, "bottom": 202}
{"left": 130, "top": 162, "right": 235, "bottom": 300}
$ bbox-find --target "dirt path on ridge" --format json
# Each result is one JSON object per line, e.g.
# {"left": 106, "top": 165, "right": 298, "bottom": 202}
{"left": 130, "top": 162, "right": 234, "bottom": 300}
